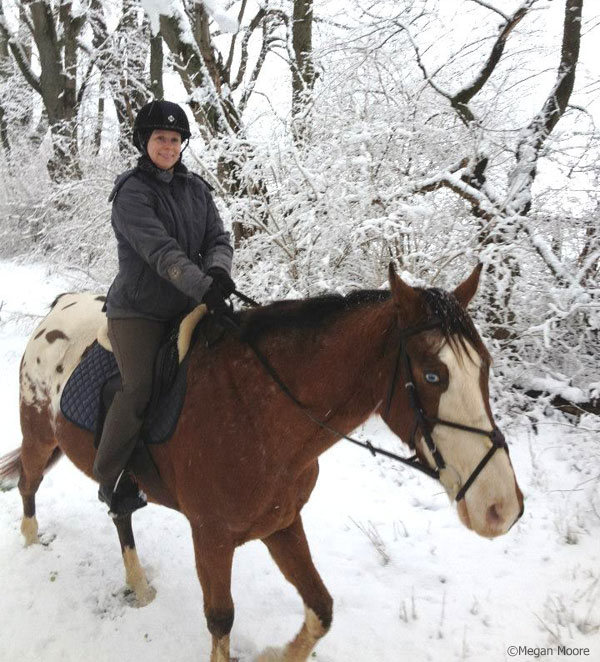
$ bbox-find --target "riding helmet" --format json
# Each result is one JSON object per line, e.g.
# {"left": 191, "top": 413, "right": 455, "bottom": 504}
{"left": 133, "top": 100, "right": 191, "bottom": 151}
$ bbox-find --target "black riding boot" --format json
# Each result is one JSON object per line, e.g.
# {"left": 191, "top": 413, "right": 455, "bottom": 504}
{"left": 98, "top": 471, "right": 147, "bottom": 518}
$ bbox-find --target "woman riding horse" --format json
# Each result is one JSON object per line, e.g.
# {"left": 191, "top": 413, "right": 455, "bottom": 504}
{"left": 94, "top": 100, "right": 235, "bottom": 517}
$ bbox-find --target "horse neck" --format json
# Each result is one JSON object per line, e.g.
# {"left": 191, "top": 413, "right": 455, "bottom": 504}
{"left": 273, "top": 299, "right": 397, "bottom": 456}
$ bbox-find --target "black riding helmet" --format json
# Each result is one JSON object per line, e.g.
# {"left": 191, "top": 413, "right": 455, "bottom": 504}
{"left": 133, "top": 100, "right": 191, "bottom": 152}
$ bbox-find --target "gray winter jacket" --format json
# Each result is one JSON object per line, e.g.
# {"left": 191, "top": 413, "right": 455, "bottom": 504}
{"left": 105, "top": 159, "right": 233, "bottom": 321}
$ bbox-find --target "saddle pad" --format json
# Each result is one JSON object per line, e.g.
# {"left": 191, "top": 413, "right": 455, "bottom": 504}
{"left": 60, "top": 340, "right": 192, "bottom": 445}
{"left": 60, "top": 342, "right": 119, "bottom": 432}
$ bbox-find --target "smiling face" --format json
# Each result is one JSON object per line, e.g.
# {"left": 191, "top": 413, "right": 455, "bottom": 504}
{"left": 146, "top": 129, "right": 183, "bottom": 171}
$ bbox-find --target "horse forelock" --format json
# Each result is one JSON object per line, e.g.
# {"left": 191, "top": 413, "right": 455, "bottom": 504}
{"left": 419, "top": 287, "right": 486, "bottom": 364}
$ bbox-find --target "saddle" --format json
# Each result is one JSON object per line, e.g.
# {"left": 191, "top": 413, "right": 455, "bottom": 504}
{"left": 60, "top": 305, "right": 213, "bottom": 446}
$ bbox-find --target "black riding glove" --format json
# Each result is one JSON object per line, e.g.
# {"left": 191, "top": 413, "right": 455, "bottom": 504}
{"left": 207, "top": 267, "right": 236, "bottom": 298}
{"left": 202, "top": 282, "right": 230, "bottom": 322}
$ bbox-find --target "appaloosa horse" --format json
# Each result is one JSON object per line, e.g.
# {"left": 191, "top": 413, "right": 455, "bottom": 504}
{"left": 0, "top": 264, "right": 523, "bottom": 662}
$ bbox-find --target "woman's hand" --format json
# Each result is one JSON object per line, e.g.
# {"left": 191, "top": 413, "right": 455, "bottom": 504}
{"left": 202, "top": 282, "right": 230, "bottom": 323}
{"left": 207, "top": 267, "right": 236, "bottom": 298}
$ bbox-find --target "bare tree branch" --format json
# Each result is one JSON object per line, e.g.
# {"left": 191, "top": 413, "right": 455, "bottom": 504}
{"left": 231, "top": 6, "right": 268, "bottom": 91}
{"left": 0, "top": 13, "right": 41, "bottom": 94}
{"left": 238, "top": 18, "right": 272, "bottom": 115}
{"left": 468, "top": 0, "right": 510, "bottom": 22}
{"left": 451, "top": 1, "right": 536, "bottom": 125}
{"left": 225, "top": 0, "right": 247, "bottom": 75}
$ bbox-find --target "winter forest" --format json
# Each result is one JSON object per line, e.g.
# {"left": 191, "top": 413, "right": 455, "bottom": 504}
{"left": 1, "top": 0, "right": 598, "bottom": 416}
{"left": 0, "top": 0, "right": 599, "bottom": 661}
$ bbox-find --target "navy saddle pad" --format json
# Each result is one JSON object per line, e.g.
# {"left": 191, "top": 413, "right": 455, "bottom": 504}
{"left": 60, "top": 337, "right": 190, "bottom": 445}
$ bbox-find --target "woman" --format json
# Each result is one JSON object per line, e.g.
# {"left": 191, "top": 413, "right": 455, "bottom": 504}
{"left": 93, "top": 100, "right": 235, "bottom": 517}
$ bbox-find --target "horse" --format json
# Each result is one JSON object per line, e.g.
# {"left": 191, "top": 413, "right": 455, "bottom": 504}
{"left": 0, "top": 264, "right": 523, "bottom": 662}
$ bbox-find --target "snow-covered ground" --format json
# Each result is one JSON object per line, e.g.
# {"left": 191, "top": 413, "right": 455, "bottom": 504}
{"left": 0, "top": 260, "right": 598, "bottom": 662}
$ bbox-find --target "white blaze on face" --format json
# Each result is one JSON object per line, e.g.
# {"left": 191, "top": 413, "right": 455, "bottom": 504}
{"left": 420, "top": 339, "right": 520, "bottom": 538}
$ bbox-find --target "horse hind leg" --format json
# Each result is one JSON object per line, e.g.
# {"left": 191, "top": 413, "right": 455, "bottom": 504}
{"left": 112, "top": 514, "right": 156, "bottom": 607}
{"left": 259, "top": 515, "right": 333, "bottom": 662}
{"left": 18, "top": 442, "right": 62, "bottom": 546}
{"left": 17, "top": 401, "right": 63, "bottom": 546}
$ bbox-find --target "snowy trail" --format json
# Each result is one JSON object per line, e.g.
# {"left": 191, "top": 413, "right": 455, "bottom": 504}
{"left": 0, "top": 260, "right": 598, "bottom": 662}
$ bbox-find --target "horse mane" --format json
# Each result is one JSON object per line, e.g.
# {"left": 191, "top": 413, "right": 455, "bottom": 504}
{"left": 235, "top": 285, "right": 482, "bottom": 360}
{"left": 237, "top": 290, "right": 390, "bottom": 341}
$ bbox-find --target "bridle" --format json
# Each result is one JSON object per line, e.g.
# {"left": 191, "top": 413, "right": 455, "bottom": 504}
{"left": 383, "top": 318, "right": 509, "bottom": 502}
{"left": 226, "top": 293, "right": 509, "bottom": 503}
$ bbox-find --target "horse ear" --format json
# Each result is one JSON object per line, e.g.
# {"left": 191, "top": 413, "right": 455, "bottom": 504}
{"left": 453, "top": 263, "right": 483, "bottom": 309}
{"left": 388, "top": 262, "right": 420, "bottom": 316}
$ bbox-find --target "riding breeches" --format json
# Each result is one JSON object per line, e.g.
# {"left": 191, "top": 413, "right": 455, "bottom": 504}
{"left": 92, "top": 317, "right": 167, "bottom": 485}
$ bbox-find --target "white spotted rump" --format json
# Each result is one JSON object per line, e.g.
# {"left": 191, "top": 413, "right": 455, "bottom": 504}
{"left": 20, "top": 293, "right": 106, "bottom": 420}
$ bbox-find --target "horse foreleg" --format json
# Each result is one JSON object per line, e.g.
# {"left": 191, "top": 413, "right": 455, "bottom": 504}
{"left": 190, "top": 524, "right": 235, "bottom": 662}
{"left": 260, "top": 515, "right": 333, "bottom": 662}
{"left": 112, "top": 514, "right": 156, "bottom": 606}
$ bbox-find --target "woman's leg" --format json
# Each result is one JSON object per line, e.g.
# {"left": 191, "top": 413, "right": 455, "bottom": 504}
{"left": 93, "top": 317, "right": 166, "bottom": 486}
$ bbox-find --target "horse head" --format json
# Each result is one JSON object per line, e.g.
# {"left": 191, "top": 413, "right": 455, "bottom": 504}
{"left": 382, "top": 264, "right": 523, "bottom": 538}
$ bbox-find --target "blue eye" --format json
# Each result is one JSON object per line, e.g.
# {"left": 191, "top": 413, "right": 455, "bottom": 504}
{"left": 425, "top": 372, "right": 440, "bottom": 384}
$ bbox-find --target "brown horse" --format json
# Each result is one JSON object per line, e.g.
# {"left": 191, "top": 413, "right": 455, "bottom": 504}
{"left": 0, "top": 264, "right": 523, "bottom": 662}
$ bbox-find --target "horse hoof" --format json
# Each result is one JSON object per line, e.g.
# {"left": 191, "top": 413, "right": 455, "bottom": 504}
{"left": 255, "top": 647, "right": 284, "bottom": 662}
{"left": 21, "top": 516, "right": 39, "bottom": 547}
{"left": 135, "top": 584, "right": 157, "bottom": 607}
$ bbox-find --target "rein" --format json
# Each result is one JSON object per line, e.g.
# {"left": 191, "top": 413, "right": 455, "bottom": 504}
{"left": 228, "top": 290, "right": 508, "bottom": 502}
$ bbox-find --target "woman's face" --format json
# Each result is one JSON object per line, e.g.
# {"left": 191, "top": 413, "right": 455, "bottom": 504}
{"left": 147, "top": 129, "right": 183, "bottom": 171}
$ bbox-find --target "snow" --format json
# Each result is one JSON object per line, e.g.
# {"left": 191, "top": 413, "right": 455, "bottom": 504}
{"left": 0, "top": 260, "right": 599, "bottom": 662}
{"left": 141, "top": 0, "right": 239, "bottom": 37}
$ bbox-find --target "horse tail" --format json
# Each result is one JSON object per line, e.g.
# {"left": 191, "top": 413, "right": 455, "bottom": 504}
{"left": 0, "top": 448, "right": 22, "bottom": 489}
{"left": 0, "top": 446, "right": 63, "bottom": 490}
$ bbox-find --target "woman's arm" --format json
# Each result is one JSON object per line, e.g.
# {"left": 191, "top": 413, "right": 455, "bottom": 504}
{"left": 113, "top": 182, "right": 213, "bottom": 304}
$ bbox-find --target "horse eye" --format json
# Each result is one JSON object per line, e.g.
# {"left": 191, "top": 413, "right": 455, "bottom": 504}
{"left": 424, "top": 372, "right": 440, "bottom": 384}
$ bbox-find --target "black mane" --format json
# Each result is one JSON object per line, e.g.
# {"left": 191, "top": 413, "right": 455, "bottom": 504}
{"left": 234, "top": 285, "right": 480, "bottom": 350}
{"left": 237, "top": 289, "right": 390, "bottom": 340}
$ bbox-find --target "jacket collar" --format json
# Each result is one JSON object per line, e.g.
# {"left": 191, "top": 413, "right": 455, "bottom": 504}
{"left": 137, "top": 155, "right": 189, "bottom": 183}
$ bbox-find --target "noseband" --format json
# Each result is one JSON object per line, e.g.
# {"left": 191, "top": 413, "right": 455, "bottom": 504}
{"left": 383, "top": 319, "right": 509, "bottom": 502}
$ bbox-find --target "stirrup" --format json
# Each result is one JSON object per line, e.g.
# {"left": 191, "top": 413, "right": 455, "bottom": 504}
{"left": 98, "top": 471, "right": 147, "bottom": 519}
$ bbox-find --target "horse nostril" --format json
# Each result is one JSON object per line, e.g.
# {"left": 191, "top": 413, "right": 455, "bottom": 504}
{"left": 486, "top": 503, "right": 503, "bottom": 527}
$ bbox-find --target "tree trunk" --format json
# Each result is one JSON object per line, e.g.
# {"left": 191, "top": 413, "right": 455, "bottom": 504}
{"left": 1, "top": 0, "right": 86, "bottom": 180}
{"left": 291, "top": 0, "right": 315, "bottom": 143}
{"left": 150, "top": 33, "right": 164, "bottom": 100}
{"left": 0, "top": 6, "right": 10, "bottom": 156}
{"left": 505, "top": 0, "right": 582, "bottom": 217}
